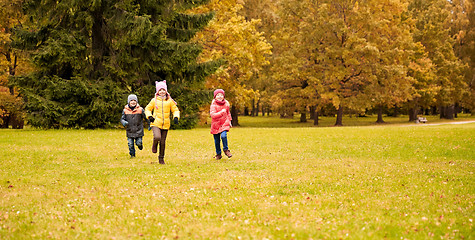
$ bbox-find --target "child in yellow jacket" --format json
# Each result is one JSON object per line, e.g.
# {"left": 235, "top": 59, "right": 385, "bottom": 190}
{"left": 145, "top": 80, "right": 180, "bottom": 164}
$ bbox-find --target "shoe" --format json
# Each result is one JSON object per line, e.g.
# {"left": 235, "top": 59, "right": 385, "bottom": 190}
{"left": 130, "top": 155, "right": 135, "bottom": 158}
{"left": 224, "top": 150, "right": 232, "bottom": 158}
{"left": 152, "top": 144, "right": 157, "bottom": 153}
{"left": 214, "top": 154, "right": 222, "bottom": 160}
{"left": 159, "top": 157, "right": 165, "bottom": 164}
{"left": 138, "top": 145, "right": 143, "bottom": 150}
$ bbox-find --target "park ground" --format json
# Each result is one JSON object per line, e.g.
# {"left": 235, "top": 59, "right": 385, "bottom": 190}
{"left": 0, "top": 115, "right": 474, "bottom": 239}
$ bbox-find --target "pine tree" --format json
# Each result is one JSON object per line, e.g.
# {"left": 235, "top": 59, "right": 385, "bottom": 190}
{"left": 12, "top": 0, "right": 219, "bottom": 128}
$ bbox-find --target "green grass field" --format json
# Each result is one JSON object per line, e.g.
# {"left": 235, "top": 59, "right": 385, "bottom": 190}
{"left": 1, "top": 116, "right": 474, "bottom": 239}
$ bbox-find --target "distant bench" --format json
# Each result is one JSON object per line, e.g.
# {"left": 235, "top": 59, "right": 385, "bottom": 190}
{"left": 416, "top": 117, "right": 427, "bottom": 123}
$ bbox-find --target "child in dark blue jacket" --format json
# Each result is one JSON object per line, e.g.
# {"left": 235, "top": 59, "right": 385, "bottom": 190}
{"left": 120, "top": 94, "right": 148, "bottom": 158}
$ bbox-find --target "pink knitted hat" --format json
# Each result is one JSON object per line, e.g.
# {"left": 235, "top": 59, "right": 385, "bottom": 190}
{"left": 155, "top": 80, "right": 168, "bottom": 94}
{"left": 214, "top": 89, "right": 225, "bottom": 98}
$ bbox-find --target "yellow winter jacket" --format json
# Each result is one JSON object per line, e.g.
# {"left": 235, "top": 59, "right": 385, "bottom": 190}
{"left": 145, "top": 96, "right": 180, "bottom": 130}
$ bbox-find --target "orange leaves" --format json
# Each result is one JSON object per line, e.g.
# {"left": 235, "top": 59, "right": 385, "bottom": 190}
{"left": 192, "top": 0, "right": 272, "bottom": 104}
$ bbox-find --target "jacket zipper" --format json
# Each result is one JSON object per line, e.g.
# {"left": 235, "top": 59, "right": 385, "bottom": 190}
{"left": 161, "top": 98, "right": 165, "bottom": 129}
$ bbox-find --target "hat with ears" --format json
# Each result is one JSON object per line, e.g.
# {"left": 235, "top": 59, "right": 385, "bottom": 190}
{"left": 213, "top": 89, "right": 225, "bottom": 98}
{"left": 156, "top": 80, "right": 168, "bottom": 94}
{"left": 127, "top": 94, "right": 138, "bottom": 104}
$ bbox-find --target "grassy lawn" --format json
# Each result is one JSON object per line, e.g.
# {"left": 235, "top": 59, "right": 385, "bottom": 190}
{"left": 1, "top": 118, "right": 474, "bottom": 239}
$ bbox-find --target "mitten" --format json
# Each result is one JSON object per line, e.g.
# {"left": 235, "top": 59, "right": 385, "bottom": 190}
{"left": 148, "top": 116, "right": 155, "bottom": 123}
{"left": 173, "top": 117, "right": 179, "bottom": 124}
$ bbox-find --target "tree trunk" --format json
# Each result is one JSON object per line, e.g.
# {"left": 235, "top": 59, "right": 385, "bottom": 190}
{"left": 335, "top": 105, "right": 343, "bottom": 126}
{"left": 1, "top": 115, "right": 10, "bottom": 128}
{"left": 408, "top": 107, "right": 418, "bottom": 122}
{"left": 309, "top": 106, "right": 315, "bottom": 120}
{"left": 251, "top": 99, "right": 255, "bottom": 117}
{"left": 376, "top": 105, "right": 385, "bottom": 123}
{"left": 313, "top": 109, "right": 319, "bottom": 126}
{"left": 231, "top": 105, "right": 239, "bottom": 126}
{"left": 300, "top": 112, "right": 307, "bottom": 122}
{"left": 254, "top": 100, "right": 260, "bottom": 116}
{"left": 440, "top": 105, "right": 455, "bottom": 119}
{"left": 447, "top": 105, "right": 454, "bottom": 119}
{"left": 2, "top": 52, "right": 24, "bottom": 129}
{"left": 393, "top": 106, "right": 400, "bottom": 117}
{"left": 431, "top": 106, "right": 437, "bottom": 115}
{"left": 244, "top": 107, "right": 249, "bottom": 116}
{"left": 9, "top": 112, "right": 24, "bottom": 129}
{"left": 91, "top": 7, "right": 107, "bottom": 76}
{"left": 454, "top": 103, "right": 460, "bottom": 118}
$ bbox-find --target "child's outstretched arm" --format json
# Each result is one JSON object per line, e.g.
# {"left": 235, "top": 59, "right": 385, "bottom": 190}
{"left": 226, "top": 110, "right": 232, "bottom": 127}
{"left": 171, "top": 101, "right": 180, "bottom": 121}
{"left": 142, "top": 110, "right": 151, "bottom": 130}
{"left": 227, "top": 102, "right": 232, "bottom": 123}
{"left": 144, "top": 98, "right": 157, "bottom": 125}
{"left": 120, "top": 110, "right": 128, "bottom": 127}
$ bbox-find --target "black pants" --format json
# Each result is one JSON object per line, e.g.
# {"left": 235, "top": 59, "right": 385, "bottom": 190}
{"left": 152, "top": 127, "right": 168, "bottom": 160}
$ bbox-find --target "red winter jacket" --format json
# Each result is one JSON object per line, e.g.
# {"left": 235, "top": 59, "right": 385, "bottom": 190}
{"left": 210, "top": 99, "right": 232, "bottom": 134}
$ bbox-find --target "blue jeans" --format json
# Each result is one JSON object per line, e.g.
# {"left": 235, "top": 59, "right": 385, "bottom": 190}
{"left": 127, "top": 137, "right": 143, "bottom": 157}
{"left": 213, "top": 131, "right": 228, "bottom": 155}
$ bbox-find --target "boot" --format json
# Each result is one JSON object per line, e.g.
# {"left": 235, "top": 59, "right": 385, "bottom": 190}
{"left": 224, "top": 150, "right": 232, "bottom": 158}
{"left": 159, "top": 157, "right": 165, "bottom": 164}
{"left": 214, "top": 154, "right": 222, "bottom": 160}
{"left": 152, "top": 141, "right": 158, "bottom": 153}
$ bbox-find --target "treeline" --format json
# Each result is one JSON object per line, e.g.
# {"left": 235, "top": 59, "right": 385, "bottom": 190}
{"left": 235, "top": 0, "right": 474, "bottom": 126}
{"left": 1, "top": 0, "right": 474, "bottom": 128}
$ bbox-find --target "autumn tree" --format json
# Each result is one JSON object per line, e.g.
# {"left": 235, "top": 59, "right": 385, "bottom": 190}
{"left": 240, "top": 0, "right": 279, "bottom": 116}
{"left": 12, "top": 0, "right": 219, "bottom": 128}
{"left": 192, "top": 0, "right": 272, "bottom": 126}
{"left": 269, "top": 0, "right": 320, "bottom": 122}
{"left": 0, "top": 0, "right": 30, "bottom": 128}
{"left": 405, "top": 46, "right": 438, "bottom": 121}
{"left": 303, "top": 0, "right": 388, "bottom": 126}
{"left": 409, "top": 0, "right": 468, "bottom": 120}
{"left": 364, "top": 0, "right": 417, "bottom": 123}
{"left": 450, "top": 0, "right": 474, "bottom": 115}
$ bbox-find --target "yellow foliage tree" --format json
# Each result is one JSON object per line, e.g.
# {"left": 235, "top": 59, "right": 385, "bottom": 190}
{"left": 191, "top": 0, "right": 272, "bottom": 125}
{"left": 0, "top": 0, "right": 32, "bottom": 128}
{"left": 409, "top": 0, "right": 468, "bottom": 119}
{"left": 450, "top": 0, "right": 474, "bottom": 115}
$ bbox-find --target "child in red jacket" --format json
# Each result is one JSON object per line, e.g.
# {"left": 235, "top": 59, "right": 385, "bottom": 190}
{"left": 210, "top": 89, "right": 233, "bottom": 159}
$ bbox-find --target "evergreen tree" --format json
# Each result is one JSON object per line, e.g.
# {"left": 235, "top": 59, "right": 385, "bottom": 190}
{"left": 12, "top": 0, "right": 219, "bottom": 128}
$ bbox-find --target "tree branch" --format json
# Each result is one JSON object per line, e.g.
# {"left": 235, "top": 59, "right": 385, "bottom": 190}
{"left": 341, "top": 70, "right": 362, "bottom": 83}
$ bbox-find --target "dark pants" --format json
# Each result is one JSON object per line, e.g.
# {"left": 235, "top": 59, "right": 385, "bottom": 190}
{"left": 127, "top": 137, "right": 143, "bottom": 157}
{"left": 152, "top": 127, "right": 168, "bottom": 160}
{"left": 213, "top": 131, "right": 228, "bottom": 155}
